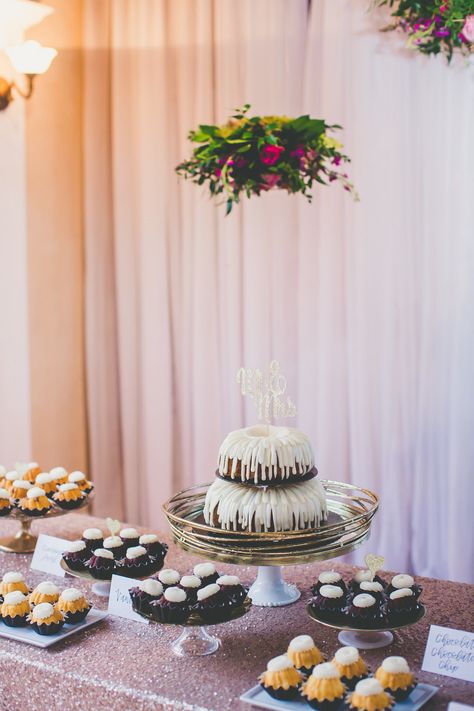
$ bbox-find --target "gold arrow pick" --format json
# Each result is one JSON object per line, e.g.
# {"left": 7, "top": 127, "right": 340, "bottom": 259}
{"left": 106, "top": 517, "right": 121, "bottom": 537}
{"left": 365, "top": 553, "right": 385, "bottom": 581}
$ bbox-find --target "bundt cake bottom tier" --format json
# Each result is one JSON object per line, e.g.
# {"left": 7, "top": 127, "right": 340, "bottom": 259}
{"left": 203, "top": 477, "right": 327, "bottom": 532}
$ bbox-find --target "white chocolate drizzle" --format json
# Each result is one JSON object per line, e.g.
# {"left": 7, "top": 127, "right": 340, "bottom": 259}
{"left": 139, "top": 579, "right": 163, "bottom": 596}
{"left": 180, "top": 575, "right": 201, "bottom": 589}
{"left": 381, "top": 656, "right": 410, "bottom": 674}
{"left": 319, "top": 584, "right": 343, "bottom": 599}
{"left": 158, "top": 569, "right": 180, "bottom": 585}
{"left": 352, "top": 593, "right": 376, "bottom": 608}
{"left": 164, "top": 587, "right": 186, "bottom": 603}
{"left": 288, "top": 635, "right": 315, "bottom": 652}
{"left": 203, "top": 477, "right": 327, "bottom": 532}
{"left": 354, "top": 679, "right": 384, "bottom": 696}
{"left": 4, "top": 591, "right": 27, "bottom": 605}
{"left": 67, "top": 540, "right": 86, "bottom": 553}
{"left": 267, "top": 655, "right": 293, "bottom": 672}
{"left": 193, "top": 563, "right": 216, "bottom": 579}
{"left": 60, "top": 588, "right": 84, "bottom": 602}
{"left": 391, "top": 573, "right": 414, "bottom": 589}
{"left": 32, "top": 602, "right": 55, "bottom": 620}
{"left": 197, "top": 583, "right": 220, "bottom": 601}
{"left": 3, "top": 572, "right": 24, "bottom": 583}
{"left": 312, "top": 662, "right": 339, "bottom": 679}
{"left": 83, "top": 528, "right": 102, "bottom": 540}
{"left": 335, "top": 647, "right": 359, "bottom": 665}
{"left": 35, "top": 582, "right": 59, "bottom": 595}
{"left": 139, "top": 534, "right": 159, "bottom": 545}
{"left": 319, "top": 571, "right": 342, "bottom": 585}
{"left": 218, "top": 424, "right": 314, "bottom": 482}
{"left": 27, "top": 486, "right": 45, "bottom": 499}
{"left": 390, "top": 587, "right": 413, "bottom": 599}
{"left": 126, "top": 546, "right": 146, "bottom": 560}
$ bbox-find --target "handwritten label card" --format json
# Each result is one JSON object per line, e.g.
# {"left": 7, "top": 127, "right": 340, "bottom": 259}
{"left": 30, "top": 534, "right": 67, "bottom": 577}
{"left": 107, "top": 574, "right": 148, "bottom": 624}
{"left": 448, "top": 704, "right": 474, "bottom": 711}
{"left": 422, "top": 624, "right": 474, "bottom": 682}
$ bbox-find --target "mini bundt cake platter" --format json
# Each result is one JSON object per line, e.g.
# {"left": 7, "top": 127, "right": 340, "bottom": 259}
{"left": 163, "top": 362, "right": 379, "bottom": 607}
{"left": 0, "top": 462, "right": 94, "bottom": 554}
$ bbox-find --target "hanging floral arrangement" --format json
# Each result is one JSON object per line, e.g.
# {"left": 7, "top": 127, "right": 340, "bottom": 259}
{"left": 176, "top": 105, "right": 358, "bottom": 214}
{"left": 375, "top": 0, "right": 474, "bottom": 61}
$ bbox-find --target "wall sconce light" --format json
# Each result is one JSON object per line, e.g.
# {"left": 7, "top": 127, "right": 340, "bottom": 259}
{"left": 0, "top": 0, "right": 56, "bottom": 112}
{"left": 0, "top": 39, "right": 57, "bottom": 110}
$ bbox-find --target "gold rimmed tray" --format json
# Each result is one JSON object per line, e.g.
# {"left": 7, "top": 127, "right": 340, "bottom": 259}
{"left": 162, "top": 480, "right": 378, "bottom": 566}
{"left": 0, "top": 495, "right": 93, "bottom": 554}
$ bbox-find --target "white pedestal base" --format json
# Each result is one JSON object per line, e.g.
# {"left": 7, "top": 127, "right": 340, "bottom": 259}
{"left": 338, "top": 629, "right": 394, "bottom": 649}
{"left": 91, "top": 581, "right": 111, "bottom": 597}
{"left": 249, "top": 566, "right": 301, "bottom": 607}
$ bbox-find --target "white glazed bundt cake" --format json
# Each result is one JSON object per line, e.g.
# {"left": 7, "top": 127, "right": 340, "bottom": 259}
{"left": 203, "top": 476, "right": 327, "bottom": 532}
{"left": 217, "top": 424, "right": 315, "bottom": 484}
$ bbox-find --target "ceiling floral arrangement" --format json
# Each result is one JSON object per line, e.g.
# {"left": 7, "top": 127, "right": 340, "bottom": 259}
{"left": 374, "top": 0, "right": 474, "bottom": 61}
{"left": 176, "top": 105, "right": 358, "bottom": 215}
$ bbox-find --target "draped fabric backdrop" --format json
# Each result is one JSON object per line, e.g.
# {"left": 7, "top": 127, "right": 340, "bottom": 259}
{"left": 84, "top": 0, "right": 474, "bottom": 583}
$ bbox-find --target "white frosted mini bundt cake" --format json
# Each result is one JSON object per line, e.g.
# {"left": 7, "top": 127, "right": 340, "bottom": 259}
{"left": 217, "top": 424, "right": 314, "bottom": 484}
{"left": 203, "top": 476, "right": 327, "bottom": 532}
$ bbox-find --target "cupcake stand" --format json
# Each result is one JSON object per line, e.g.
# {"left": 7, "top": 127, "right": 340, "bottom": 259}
{"left": 60, "top": 560, "right": 116, "bottom": 597}
{"left": 0, "top": 497, "right": 92, "bottom": 554}
{"left": 307, "top": 600, "right": 426, "bottom": 650}
{"left": 163, "top": 479, "right": 379, "bottom": 608}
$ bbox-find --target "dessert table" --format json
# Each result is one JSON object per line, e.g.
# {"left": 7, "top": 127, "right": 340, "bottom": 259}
{"left": 0, "top": 513, "right": 472, "bottom": 711}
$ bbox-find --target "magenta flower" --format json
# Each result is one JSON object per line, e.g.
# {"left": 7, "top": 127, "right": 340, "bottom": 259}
{"left": 462, "top": 15, "right": 474, "bottom": 43}
{"left": 290, "top": 145, "right": 305, "bottom": 159}
{"left": 259, "top": 144, "right": 285, "bottom": 166}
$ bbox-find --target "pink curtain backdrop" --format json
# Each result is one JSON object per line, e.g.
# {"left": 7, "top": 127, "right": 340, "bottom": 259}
{"left": 84, "top": 0, "right": 474, "bottom": 583}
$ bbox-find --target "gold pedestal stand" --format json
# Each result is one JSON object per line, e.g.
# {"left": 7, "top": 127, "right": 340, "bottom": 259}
{"left": 0, "top": 497, "right": 92, "bottom": 554}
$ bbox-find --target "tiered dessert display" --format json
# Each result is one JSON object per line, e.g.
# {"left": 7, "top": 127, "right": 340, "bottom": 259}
{"left": 0, "top": 463, "right": 93, "bottom": 554}
{"left": 163, "top": 362, "right": 379, "bottom": 606}
{"left": 60, "top": 519, "right": 168, "bottom": 597}
{"left": 129, "top": 564, "right": 252, "bottom": 657}
{"left": 307, "top": 555, "right": 426, "bottom": 649}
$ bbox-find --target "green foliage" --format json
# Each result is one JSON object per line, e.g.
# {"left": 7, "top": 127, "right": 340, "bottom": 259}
{"left": 176, "top": 105, "right": 358, "bottom": 214}
{"left": 376, "top": 0, "right": 474, "bottom": 61}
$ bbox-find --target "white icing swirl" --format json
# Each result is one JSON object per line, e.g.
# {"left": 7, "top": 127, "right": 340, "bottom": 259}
{"left": 120, "top": 528, "right": 139, "bottom": 539}
{"left": 32, "top": 602, "right": 55, "bottom": 619}
{"left": 68, "top": 471, "right": 86, "bottom": 483}
{"left": 6, "top": 471, "right": 20, "bottom": 482}
{"left": 288, "top": 635, "right": 315, "bottom": 653}
{"left": 27, "top": 486, "right": 46, "bottom": 499}
{"left": 35, "top": 582, "right": 59, "bottom": 595}
{"left": 180, "top": 575, "right": 201, "bottom": 589}
{"left": 83, "top": 528, "right": 102, "bottom": 540}
{"left": 50, "top": 466, "right": 67, "bottom": 478}
{"left": 218, "top": 424, "right": 314, "bottom": 482}
{"left": 335, "top": 647, "right": 359, "bottom": 665}
{"left": 353, "top": 570, "right": 373, "bottom": 584}
{"left": 60, "top": 588, "right": 84, "bottom": 602}
{"left": 67, "top": 540, "right": 86, "bottom": 553}
{"left": 319, "top": 571, "right": 342, "bottom": 585}
{"left": 3, "top": 572, "right": 24, "bottom": 583}
{"left": 204, "top": 477, "right": 327, "bottom": 532}
{"left": 103, "top": 536, "right": 122, "bottom": 549}
{"left": 360, "top": 581, "right": 384, "bottom": 593}
{"left": 381, "top": 656, "right": 410, "bottom": 674}
{"left": 164, "top": 587, "right": 186, "bottom": 603}
{"left": 390, "top": 587, "right": 413, "bottom": 600}
{"left": 197, "top": 583, "right": 220, "bottom": 601}
{"left": 352, "top": 593, "right": 376, "bottom": 608}
{"left": 158, "top": 569, "right": 180, "bottom": 585}
{"left": 267, "top": 655, "right": 293, "bottom": 672}
{"left": 193, "top": 563, "right": 216, "bottom": 579}
{"left": 93, "top": 548, "right": 114, "bottom": 559}
{"left": 4, "top": 591, "right": 27, "bottom": 605}
{"left": 35, "top": 473, "right": 55, "bottom": 485}
{"left": 139, "top": 579, "right": 163, "bottom": 596}
{"left": 13, "top": 480, "right": 31, "bottom": 490}
{"left": 58, "top": 483, "right": 80, "bottom": 492}
{"left": 139, "top": 534, "right": 159, "bottom": 545}
{"left": 320, "top": 584, "right": 344, "bottom": 599}
{"left": 216, "top": 575, "right": 240, "bottom": 587}
{"left": 126, "top": 546, "right": 146, "bottom": 560}
{"left": 354, "top": 679, "right": 384, "bottom": 696}
{"left": 0, "top": 488, "right": 10, "bottom": 500}
{"left": 392, "top": 574, "right": 414, "bottom": 589}
{"left": 311, "top": 662, "right": 340, "bottom": 679}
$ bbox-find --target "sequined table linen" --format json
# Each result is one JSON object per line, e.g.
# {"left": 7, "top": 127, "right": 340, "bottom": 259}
{"left": 0, "top": 514, "right": 472, "bottom": 711}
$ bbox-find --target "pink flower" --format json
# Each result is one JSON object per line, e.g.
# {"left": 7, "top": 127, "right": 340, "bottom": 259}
{"left": 462, "top": 15, "right": 474, "bottom": 43}
{"left": 290, "top": 145, "right": 305, "bottom": 159}
{"left": 260, "top": 173, "right": 281, "bottom": 190}
{"left": 259, "top": 144, "right": 284, "bottom": 166}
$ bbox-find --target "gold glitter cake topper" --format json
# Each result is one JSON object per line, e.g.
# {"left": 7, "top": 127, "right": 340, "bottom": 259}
{"left": 106, "top": 517, "right": 121, "bottom": 536}
{"left": 237, "top": 360, "right": 297, "bottom": 423}
{"left": 365, "top": 553, "right": 385, "bottom": 581}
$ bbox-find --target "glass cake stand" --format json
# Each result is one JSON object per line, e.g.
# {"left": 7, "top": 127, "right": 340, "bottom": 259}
{"left": 0, "top": 496, "right": 92, "bottom": 554}
{"left": 60, "top": 558, "right": 167, "bottom": 598}
{"left": 134, "top": 597, "right": 252, "bottom": 657}
{"left": 307, "top": 603, "right": 426, "bottom": 649}
{"left": 163, "top": 480, "right": 379, "bottom": 607}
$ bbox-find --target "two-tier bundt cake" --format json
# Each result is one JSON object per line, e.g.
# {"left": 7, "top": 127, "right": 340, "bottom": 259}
{"left": 203, "top": 423, "right": 327, "bottom": 532}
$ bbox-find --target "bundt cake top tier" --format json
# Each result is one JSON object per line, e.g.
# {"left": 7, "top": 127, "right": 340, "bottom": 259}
{"left": 217, "top": 424, "right": 314, "bottom": 484}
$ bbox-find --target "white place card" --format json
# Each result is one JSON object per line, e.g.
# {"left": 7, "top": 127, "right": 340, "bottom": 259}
{"left": 30, "top": 534, "right": 67, "bottom": 577}
{"left": 422, "top": 624, "right": 474, "bottom": 682}
{"left": 448, "top": 703, "right": 474, "bottom": 711}
{"left": 107, "top": 574, "right": 148, "bottom": 624}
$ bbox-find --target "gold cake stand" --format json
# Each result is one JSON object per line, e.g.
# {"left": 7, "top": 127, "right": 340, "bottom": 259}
{"left": 0, "top": 496, "right": 92, "bottom": 554}
{"left": 307, "top": 603, "right": 426, "bottom": 649}
{"left": 134, "top": 597, "right": 252, "bottom": 657}
{"left": 163, "top": 480, "right": 379, "bottom": 607}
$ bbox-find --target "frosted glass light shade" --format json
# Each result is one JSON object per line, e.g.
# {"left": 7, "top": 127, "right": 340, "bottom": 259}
{"left": 5, "top": 40, "right": 57, "bottom": 74}
{"left": 0, "top": 0, "right": 53, "bottom": 43}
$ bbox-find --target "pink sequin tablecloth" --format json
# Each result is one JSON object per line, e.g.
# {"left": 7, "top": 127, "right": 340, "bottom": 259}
{"left": 0, "top": 513, "right": 472, "bottom": 711}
